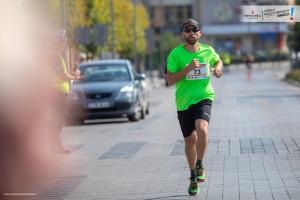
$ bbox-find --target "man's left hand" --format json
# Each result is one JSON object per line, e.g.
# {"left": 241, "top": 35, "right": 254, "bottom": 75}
{"left": 212, "top": 68, "right": 222, "bottom": 78}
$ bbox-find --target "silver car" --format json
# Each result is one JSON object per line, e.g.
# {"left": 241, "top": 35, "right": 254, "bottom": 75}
{"left": 67, "top": 59, "right": 149, "bottom": 124}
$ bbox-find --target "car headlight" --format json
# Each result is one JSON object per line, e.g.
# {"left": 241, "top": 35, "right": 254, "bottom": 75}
{"left": 115, "top": 85, "right": 134, "bottom": 100}
{"left": 68, "top": 91, "right": 79, "bottom": 100}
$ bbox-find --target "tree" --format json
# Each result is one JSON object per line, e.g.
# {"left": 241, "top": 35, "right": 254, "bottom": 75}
{"left": 92, "top": 0, "right": 149, "bottom": 59}
{"left": 47, "top": 0, "right": 91, "bottom": 40}
{"left": 157, "top": 31, "right": 181, "bottom": 67}
{"left": 288, "top": 23, "right": 300, "bottom": 68}
{"left": 44, "top": 0, "right": 150, "bottom": 60}
{"left": 160, "top": 32, "right": 181, "bottom": 54}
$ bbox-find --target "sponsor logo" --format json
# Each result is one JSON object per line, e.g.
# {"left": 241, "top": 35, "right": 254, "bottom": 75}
{"left": 243, "top": 9, "right": 262, "bottom": 20}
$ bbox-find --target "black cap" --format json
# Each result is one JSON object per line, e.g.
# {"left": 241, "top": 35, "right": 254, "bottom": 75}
{"left": 181, "top": 19, "right": 201, "bottom": 32}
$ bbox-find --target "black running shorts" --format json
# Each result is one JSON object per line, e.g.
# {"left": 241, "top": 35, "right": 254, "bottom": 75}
{"left": 177, "top": 99, "right": 212, "bottom": 138}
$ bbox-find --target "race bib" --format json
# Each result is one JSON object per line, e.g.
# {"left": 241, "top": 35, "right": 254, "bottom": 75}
{"left": 186, "top": 63, "right": 209, "bottom": 80}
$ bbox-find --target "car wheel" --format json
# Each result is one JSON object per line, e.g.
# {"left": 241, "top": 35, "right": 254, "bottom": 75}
{"left": 141, "top": 106, "right": 146, "bottom": 119}
{"left": 128, "top": 102, "right": 142, "bottom": 122}
{"left": 66, "top": 118, "right": 84, "bottom": 126}
{"left": 145, "top": 103, "right": 150, "bottom": 115}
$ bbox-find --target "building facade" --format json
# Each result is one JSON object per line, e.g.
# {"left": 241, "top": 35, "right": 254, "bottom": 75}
{"left": 142, "top": 0, "right": 290, "bottom": 61}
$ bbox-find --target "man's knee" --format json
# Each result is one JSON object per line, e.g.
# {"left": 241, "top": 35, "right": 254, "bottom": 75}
{"left": 184, "top": 132, "right": 197, "bottom": 148}
{"left": 195, "top": 120, "right": 208, "bottom": 137}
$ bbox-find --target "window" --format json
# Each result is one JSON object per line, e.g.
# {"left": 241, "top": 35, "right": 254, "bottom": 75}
{"left": 177, "top": 7, "right": 183, "bottom": 19}
{"left": 187, "top": 6, "right": 192, "bottom": 18}
{"left": 164, "top": 6, "right": 172, "bottom": 24}
{"left": 82, "top": 64, "right": 130, "bottom": 82}
{"left": 149, "top": 7, "right": 154, "bottom": 19}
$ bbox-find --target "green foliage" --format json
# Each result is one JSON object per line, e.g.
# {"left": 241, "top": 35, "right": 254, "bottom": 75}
{"left": 160, "top": 32, "right": 181, "bottom": 53}
{"left": 47, "top": 0, "right": 90, "bottom": 37}
{"left": 47, "top": 0, "right": 149, "bottom": 58}
{"left": 146, "top": 32, "right": 180, "bottom": 69}
{"left": 92, "top": 0, "right": 149, "bottom": 58}
{"left": 286, "top": 69, "right": 300, "bottom": 82}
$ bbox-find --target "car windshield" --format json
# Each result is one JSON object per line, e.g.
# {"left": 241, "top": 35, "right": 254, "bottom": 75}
{"left": 81, "top": 64, "right": 131, "bottom": 82}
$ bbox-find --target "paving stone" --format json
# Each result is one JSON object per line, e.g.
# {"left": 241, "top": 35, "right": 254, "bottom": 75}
{"left": 54, "top": 66, "right": 300, "bottom": 199}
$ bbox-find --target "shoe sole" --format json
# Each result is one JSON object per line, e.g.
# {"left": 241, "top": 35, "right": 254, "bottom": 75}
{"left": 197, "top": 178, "right": 207, "bottom": 183}
{"left": 189, "top": 191, "right": 199, "bottom": 196}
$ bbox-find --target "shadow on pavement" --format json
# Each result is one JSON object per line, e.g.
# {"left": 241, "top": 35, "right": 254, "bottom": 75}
{"left": 67, "top": 118, "right": 130, "bottom": 126}
{"left": 144, "top": 194, "right": 190, "bottom": 200}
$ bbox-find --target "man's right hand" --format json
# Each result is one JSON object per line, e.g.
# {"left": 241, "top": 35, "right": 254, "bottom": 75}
{"left": 188, "top": 59, "right": 200, "bottom": 70}
{"left": 167, "top": 59, "right": 201, "bottom": 86}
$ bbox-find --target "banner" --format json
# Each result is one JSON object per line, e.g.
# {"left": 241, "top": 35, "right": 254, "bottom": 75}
{"left": 241, "top": 6, "right": 300, "bottom": 22}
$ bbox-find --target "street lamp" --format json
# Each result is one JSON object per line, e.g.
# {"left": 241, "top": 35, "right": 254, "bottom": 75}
{"left": 133, "top": 0, "right": 138, "bottom": 70}
{"left": 60, "top": 0, "right": 66, "bottom": 29}
{"left": 272, "top": 22, "right": 282, "bottom": 69}
{"left": 110, "top": 0, "right": 116, "bottom": 59}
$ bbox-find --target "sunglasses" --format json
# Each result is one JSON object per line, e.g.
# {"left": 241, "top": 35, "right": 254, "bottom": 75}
{"left": 184, "top": 27, "right": 200, "bottom": 33}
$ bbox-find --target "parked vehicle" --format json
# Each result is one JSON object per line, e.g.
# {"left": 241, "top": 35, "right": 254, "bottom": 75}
{"left": 67, "top": 59, "right": 149, "bottom": 124}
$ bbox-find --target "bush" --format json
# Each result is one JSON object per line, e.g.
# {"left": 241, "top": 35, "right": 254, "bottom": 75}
{"left": 230, "top": 55, "right": 244, "bottom": 64}
{"left": 286, "top": 69, "right": 300, "bottom": 82}
{"left": 229, "top": 51, "right": 289, "bottom": 64}
{"left": 266, "top": 51, "right": 289, "bottom": 61}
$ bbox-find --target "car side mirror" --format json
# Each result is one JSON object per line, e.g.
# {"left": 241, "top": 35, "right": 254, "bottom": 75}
{"left": 135, "top": 73, "right": 146, "bottom": 81}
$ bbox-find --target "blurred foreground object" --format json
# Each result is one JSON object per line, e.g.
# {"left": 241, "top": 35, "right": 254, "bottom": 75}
{"left": 0, "top": 1, "right": 69, "bottom": 197}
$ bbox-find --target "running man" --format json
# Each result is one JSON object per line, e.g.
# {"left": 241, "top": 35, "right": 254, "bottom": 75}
{"left": 166, "top": 19, "right": 223, "bottom": 196}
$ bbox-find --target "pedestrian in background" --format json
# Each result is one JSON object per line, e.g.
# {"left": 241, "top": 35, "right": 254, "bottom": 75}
{"left": 166, "top": 19, "right": 223, "bottom": 196}
{"left": 221, "top": 52, "right": 231, "bottom": 73}
{"left": 48, "top": 30, "right": 81, "bottom": 153}
{"left": 243, "top": 52, "right": 254, "bottom": 80}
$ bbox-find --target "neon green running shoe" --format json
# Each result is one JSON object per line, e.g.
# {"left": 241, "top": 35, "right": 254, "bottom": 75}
{"left": 195, "top": 164, "right": 207, "bottom": 183}
{"left": 188, "top": 178, "right": 199, "bottom": 196}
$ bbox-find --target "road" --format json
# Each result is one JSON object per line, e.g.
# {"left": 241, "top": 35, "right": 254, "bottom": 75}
{"left": 39, "top": 63, "right": 300, "bottom": 200}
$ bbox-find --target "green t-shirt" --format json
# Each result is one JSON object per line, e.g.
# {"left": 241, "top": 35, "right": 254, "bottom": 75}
{"left": 167, "top": 43, "right": 220, "bottom": 111}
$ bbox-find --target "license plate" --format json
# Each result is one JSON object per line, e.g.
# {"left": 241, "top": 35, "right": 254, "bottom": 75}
{"left": 87, "top": 102, "right": 111, "bottom": 109}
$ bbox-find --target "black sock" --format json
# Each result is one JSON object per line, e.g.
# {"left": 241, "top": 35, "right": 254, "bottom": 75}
{"left": 190, "top": 170, "right": 196, "bottom": 179}
{"left": 196, "top": 160, "right": 202, "bottom": 167}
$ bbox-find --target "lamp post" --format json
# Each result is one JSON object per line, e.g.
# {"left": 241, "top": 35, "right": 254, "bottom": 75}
{"left": 110, "top": 0, "right": 116, "bottom": 59}
{"left": 60, "top": 0, "right": 66, "bottom": 29}
{"left": 276, "top": 22, "right": 281, "bottom": 69}
{"left": 133, "top": 0, "right": 138, "bottom": 70}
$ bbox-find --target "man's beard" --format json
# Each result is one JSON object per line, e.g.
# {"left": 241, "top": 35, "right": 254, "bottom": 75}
{"left": 184, "top": 35, "right": 198, "bottom": 45}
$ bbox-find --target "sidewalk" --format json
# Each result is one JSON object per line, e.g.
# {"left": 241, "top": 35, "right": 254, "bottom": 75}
{"left": 36, "top": 63, "right": 300, "bottom": 200}
{"left": 202, "top": 65, "right": 300, "bottom": 200}
{"left": 145, "top": 70, "right": 166, "bottom": 90}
